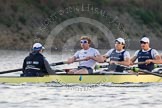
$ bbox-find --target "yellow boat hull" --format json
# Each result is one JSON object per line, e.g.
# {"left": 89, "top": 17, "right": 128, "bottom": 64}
{"left": 0, "top": 74, "right": 162, "bottom": 84}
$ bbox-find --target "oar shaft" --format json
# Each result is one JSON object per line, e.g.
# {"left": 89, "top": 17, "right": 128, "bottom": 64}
{"left": 51, "top": 58, "right": 87, "bottom": 66}
{"left": 134, "top": 62, "right": 146, "bottom": 65}
{"left": 50, "top": 62, "right": 65, "bottom": 66}
{"left": 0, "top": 59, "right": 87, "bottom": 74}
{"left": 139, "top": 69, "right": 162, "bottom": 77}
{"left": 74, "top": 58, "right": 87, "bottom": 62}
{"left": 0, "top": 68, "right": 22, "bottom": 74}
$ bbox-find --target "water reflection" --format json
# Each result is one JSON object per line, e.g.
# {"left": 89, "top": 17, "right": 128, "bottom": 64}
{"left": 1, "top": 50, "right": 162, "bottom": 108}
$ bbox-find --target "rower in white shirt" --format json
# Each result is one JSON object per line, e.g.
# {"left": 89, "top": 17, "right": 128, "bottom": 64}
{"left": 67, "top": 36, "right": 104, "bottom": 74}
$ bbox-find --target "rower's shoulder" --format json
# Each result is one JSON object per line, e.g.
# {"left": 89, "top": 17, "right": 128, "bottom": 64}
{"left": 89, "top": 47, "right": 100, "bottom": 52}
{"left": 89, "top": 47, "right": 98, "bottom": 50}
{"left": 124, "top": 50, "right": 130, "bottom": 54}
{"left": 151, "top": 48, "right": 158, "bottom": 52}
{"left": 135, "top": 50, "right": 140, "bottom": 53}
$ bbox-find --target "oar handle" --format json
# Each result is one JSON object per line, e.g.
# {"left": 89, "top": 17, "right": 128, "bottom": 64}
{"left": 50, "top": 58, "right": 87, "bottom": 66}
{"left": 74, "top": 58, "right": 87, "bottom": 62}
{"left": 133, "top": 62, "right": 146, "bottom": 65}
{"left": 50, "top": 62, "right": 66, "bottom": 66}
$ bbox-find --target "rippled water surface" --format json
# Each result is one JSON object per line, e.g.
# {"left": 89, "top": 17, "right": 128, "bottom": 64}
{"left": 0, "top": 50, "right": 162, "bottom": 108}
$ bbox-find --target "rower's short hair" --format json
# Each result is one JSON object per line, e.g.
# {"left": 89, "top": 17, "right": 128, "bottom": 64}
{"left": 80, "top": 36, "right": 91, "bottom": 44}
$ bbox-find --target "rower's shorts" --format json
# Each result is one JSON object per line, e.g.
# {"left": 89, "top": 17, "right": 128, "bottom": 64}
{"left": 78, "top": 66, "right": 93, "bottom": 74}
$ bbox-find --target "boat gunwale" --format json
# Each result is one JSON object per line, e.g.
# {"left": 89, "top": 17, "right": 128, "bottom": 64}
{"left": 0, "top": 73, "right": 160, "bottom": 78}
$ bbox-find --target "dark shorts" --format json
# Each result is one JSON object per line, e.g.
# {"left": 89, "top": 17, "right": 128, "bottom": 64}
{"left": 78, "top": 66, "right": 93, "bottom": 74}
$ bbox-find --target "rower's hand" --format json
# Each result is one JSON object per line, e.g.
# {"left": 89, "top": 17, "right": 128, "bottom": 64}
{"left": 145, "top": 59, "right": 153, "bottom": 64}
{"left": 109, "top": 61, "right": 118, "bottom": 65}
{"left": 67, "top": 58, "right": 74, "bottom": 64}
{"left": 129, "top": 61, "right": 134, "bottom": 66}
{"left": 84, "top": 56, "right": 92, "bottom": 61}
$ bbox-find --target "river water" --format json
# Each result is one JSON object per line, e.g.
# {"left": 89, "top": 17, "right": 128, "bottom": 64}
{"left": 0, "top": 50, "right": 162, "bottom": 108}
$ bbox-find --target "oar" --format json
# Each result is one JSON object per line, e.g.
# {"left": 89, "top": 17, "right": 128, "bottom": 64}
{"left": 95, "top": 64, "right": 140, "bottom": 72}
{"left": 0, "top": 68, "right": 22, "bottom": 74}
{"left": 93, "top": 61, "right": 162, "bottom": 76}
{"left": 117, "top": 64, "right": 162, "bottom": 77}
{"left": 50, "top": 58, "right": 87, "bottom": 66}
{"left": 95, "top": 64, "right": 162, "bottom": 77}
{"left": 95, "top": 64, "right": 133, "bottom": 70}
{"left": 133, "top": 62, "right": 146, "bottom": 65}
{"left": 0, "top": 58, "right": 87, "bottom": 74}
{"left": 137, "top": 69, "right": 162, "bottom": 77}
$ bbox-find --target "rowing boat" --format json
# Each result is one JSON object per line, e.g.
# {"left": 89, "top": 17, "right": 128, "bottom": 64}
{"left": 0, "top": 71, "right": 162, "bottom": 84}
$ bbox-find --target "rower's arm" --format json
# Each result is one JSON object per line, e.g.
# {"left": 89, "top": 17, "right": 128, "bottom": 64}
{"left": 67, "top": 51, "right": 79, "bottom": 64}
{"left": 44, "top": 59, "right": 55, "bottom": 74}
{"left": 154, "top": 55, "right": 161, "bottom": 60}
{"left": 102, "top": 55, "right": 109, "bottom": 62}
{"left": 103, "top": 49, "right": 113, "bottom": 62}
{"left": 131, "top": 56, "right": 137, "bottom": 63}
{"left": 130, "top": 50, "right": 139, "bottom": 64}
{"left": 90, "top": 55, "right": 104, "bottom": 63}
{"left": 118, "top": 51, "right": 130, "bottom": 66}
{"left": 117, "top": 57, "right": 130, "bottom": 66}
{"left": 145, "top": 55, "right": 162, "bottom": 64}
{"left": 67, "top": 56, "right": 77, "bottom": 64}
{"left": 130, "top": 56, "right": 137, "bottom": 65}
{"left": 148, "top": 60, "right": 162, "bottom": 64}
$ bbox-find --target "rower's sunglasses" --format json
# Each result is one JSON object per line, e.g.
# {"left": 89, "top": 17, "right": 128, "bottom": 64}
{"left": 80, "top": 40, "right": 88, "bottom": 44}
{"left": 115, "top": 41, "right": 123, "bottom": 45}
{"left": 140, "top": 41, "right": 147, "bottom": 44}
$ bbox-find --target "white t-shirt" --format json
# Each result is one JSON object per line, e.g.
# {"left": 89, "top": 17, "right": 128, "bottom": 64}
{"left": 74, "top": 47, "right": 100, "bottom": 68}
{"left": 104, "top": 49, "right": 130, "bottom": 60}
{"left": 133, "top": 48, "right": 159, "bottom": 59}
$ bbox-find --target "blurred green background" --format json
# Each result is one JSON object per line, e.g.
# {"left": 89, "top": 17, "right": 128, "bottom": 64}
{"left": 0, "top": 0, "right": 162, "bottom": 50}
